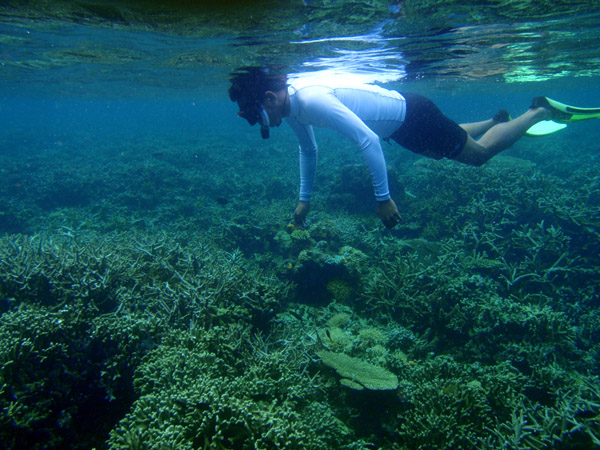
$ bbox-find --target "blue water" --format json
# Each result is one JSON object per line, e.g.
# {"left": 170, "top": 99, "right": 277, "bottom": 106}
{"left": 3, "top": 79, "right": 599, "bottom": 171}
{"left": 2, "top": 12, "right": 600, "bottom": 164}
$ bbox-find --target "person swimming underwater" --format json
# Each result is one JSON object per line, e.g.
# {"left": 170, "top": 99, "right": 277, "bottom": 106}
{"left": 229, "top": 67, "right": 591, "bottom": 229}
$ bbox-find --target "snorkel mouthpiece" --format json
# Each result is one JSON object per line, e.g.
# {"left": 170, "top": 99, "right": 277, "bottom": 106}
{"left": 259, "top": 105, "right": 270, "bottom": 139}
{"left": 260, "top": 125, "right": 269, "bottom": 139}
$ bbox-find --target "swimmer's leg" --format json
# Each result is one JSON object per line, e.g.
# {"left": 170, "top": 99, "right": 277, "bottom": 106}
{"left": 454, "top": 107, "right": 548, "bottom": 166}
{"left": 460, "top": 109, "right": 510, "bottom": 138}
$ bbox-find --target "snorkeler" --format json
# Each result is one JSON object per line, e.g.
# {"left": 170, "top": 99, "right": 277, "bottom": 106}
{"left": 229, "top": 67, "right": 599, "bottom": 229}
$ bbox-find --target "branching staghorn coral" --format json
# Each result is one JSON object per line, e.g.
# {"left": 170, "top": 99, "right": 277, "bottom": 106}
{"left": 0, "top": 228, "right": 296, "bottom": 449}
{"left": 489, "top": 377, "right": 600, "bottom": 449}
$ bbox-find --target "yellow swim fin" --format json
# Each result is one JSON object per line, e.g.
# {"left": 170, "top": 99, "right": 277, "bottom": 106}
{"left": 526, "top": 120, "right": 568, "bottom": 137}
{"left": 531, "top": 96, "right": 600, "bottom": 123}
{"left": 525, "top": 96, "right": 600, "bottom": 136}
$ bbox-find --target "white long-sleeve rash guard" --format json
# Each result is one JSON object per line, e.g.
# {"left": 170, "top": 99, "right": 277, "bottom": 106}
{"left": 285, "top": 78, "right": 406, "bottom": 202}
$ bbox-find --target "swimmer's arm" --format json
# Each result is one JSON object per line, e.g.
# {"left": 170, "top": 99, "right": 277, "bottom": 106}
{"left": 286, "top": 118, "right": 318, "bottom": 202}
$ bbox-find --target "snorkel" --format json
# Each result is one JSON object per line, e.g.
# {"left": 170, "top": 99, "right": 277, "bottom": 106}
{"left": 259, "top": 105, "right": 270, "bottom": 139}
{"left": 234, "top": 103, "right": 270, "bottom": 139}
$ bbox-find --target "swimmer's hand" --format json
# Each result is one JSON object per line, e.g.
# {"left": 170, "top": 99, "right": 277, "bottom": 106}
{"left": 377, "top": 198, "right": 402, "bottom": 229}
{"left": 293, "top": 201, "right": 310, "bottom": 229}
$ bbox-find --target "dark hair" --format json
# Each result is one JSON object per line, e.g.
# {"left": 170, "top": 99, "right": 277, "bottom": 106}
{"left": 229, "top": 67, "right": 287, "bottom": 126}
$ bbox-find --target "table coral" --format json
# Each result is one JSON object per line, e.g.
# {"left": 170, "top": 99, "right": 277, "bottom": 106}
{"left": 317, "top": 350, "right": 398, "bottom": 391}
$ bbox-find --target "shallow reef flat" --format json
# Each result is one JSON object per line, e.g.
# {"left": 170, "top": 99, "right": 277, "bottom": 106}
{"left": 1, "top": 132, "right": 600, "bottom": 449}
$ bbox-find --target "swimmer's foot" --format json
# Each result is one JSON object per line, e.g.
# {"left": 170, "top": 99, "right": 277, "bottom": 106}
{"left": 492, "top": 108, "right": 510, "bottom": 123}
{"left": 530, "top": 96, "right": 571, "bottom": 122}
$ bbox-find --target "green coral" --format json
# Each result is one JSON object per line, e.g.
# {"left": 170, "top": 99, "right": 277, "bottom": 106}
{"left": 326, "top": 278, "right": 354, "bottom": 302}
{"left": 317, "top": 350, "right": 399, "bottom": 391}
{"left": 274, "top": 225, "right": 315, "bottom": 258}
{"left": 108, "top": 339, "right": 355, "bottom": 450}
{"left": 0, "top": 304, "right": 155, "bottom": 450}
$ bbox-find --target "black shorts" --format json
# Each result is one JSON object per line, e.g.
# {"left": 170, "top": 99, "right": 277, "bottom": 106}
{"left": 390, "top": 92, "right": 467, "bottom": 160}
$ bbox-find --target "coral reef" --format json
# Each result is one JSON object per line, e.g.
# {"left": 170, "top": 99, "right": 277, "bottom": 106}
{"left": 0, "top": 304, "right": 156, "bottom": 449}
{"left": 107, "top": 335, "right": 356, "bottom": 450}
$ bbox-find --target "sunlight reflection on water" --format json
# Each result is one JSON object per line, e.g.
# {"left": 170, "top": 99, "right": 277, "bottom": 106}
{"left": 290, "top": 32, "right": 407, "bottom": 84}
